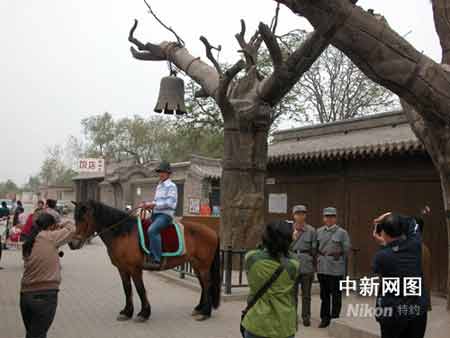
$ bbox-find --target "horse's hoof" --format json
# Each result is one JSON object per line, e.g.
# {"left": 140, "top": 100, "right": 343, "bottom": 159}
{"left": 193, "top": 314, "right": 210, "bottom": 321}
{"left": 134, "top": 315, "right": 149, "bottom": 323}
{"left": 191, "top": 309, "right": 201, "bottom": 316}
{"left": 116, "top": 314, "right": 132, "bottom": 321}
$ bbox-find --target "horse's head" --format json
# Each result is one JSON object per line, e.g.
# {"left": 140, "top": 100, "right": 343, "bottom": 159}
{"left": 69, "top": 200, "right": 97, "bottom": 250}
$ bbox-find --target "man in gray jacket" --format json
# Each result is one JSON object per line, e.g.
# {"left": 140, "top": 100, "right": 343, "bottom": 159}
{"left": 317, "top": 207, "right": 351, "bottom": 328}
{"left": 291, "top": 205, "right": 317, "bottom": 327}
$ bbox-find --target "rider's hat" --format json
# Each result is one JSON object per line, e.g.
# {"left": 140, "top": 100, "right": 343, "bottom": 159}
{"left": 155, "top": 161, "right": 172, "bottom": 174}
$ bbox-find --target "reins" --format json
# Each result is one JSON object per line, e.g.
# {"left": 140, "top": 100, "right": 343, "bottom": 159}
{"left": 80, "top": 206, "right": 146, "bottom": 244}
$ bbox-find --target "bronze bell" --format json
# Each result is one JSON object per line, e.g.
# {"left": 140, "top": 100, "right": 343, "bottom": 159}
{"left": 154, "top": 75, "right": 187, "bottom": 115}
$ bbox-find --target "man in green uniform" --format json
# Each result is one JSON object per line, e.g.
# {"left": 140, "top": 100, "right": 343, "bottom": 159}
{"left": 317, "top": 207, "right": 351, "bottom": 328}
{"left": 290, "top": 204, "right": 317, "bottom": 327}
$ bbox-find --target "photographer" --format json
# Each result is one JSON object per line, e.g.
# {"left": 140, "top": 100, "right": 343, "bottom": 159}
{"left": 241, "top": 221, "right": 300, "bottom": 338}
{"left": 372, "top": 212, "right": 428, "bottom": 338}
{"left": 20, "top": 213, "right": 75, "bottom": 338}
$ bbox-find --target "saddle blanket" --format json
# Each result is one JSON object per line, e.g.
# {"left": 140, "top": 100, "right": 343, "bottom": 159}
{"left": 137, "top": 217, "right": 185, "bottom": 257}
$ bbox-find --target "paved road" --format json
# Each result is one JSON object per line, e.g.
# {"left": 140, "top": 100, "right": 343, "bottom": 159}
{"left": 0, "top": 239, "right": 331, "bottom": 338}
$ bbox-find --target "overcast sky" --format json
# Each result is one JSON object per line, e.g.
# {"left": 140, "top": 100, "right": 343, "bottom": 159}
{"left": 0, "top": 0, "right": 442, "bottom": 185}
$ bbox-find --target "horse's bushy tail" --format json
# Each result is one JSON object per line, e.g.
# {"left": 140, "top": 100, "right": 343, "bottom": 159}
{"left": 209, "top": 240, "right": 221, "bottom": 309}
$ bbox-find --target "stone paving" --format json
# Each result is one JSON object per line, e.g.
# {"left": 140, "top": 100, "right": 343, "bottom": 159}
{"left": 0, "top": 239, "right": 331, "bottom": 338}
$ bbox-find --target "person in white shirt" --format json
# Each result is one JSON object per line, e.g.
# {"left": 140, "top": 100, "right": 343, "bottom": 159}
{"left": 140, "top": 161, "right": 178, "bottom": 270}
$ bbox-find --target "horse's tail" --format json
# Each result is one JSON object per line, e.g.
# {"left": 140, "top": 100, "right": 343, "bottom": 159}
{"left": 209, "top": 240, "right": 221, "bottom": 309}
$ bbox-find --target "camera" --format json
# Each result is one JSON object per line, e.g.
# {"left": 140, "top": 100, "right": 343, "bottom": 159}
{"left": 374, "top": 214, "right": 416, "bottom": 236}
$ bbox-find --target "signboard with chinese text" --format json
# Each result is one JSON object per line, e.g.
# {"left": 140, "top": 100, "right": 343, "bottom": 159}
{"left": 77, "top": 158, "right": 105, "bottom": 173}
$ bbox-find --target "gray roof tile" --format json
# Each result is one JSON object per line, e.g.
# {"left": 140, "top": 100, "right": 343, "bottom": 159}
{"left": 269, "top": 111, "right": 424, "bottom": 162}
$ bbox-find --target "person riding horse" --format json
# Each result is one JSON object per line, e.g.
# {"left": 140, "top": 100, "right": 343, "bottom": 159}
{"left": 139, "top": 161, "right": 178, "bottom": 270}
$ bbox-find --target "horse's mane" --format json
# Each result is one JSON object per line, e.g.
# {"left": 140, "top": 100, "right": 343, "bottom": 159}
{"left": 83, "top": 200, "right": 136, "bottom": 236}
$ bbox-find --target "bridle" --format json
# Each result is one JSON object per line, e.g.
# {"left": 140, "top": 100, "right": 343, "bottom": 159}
{"left": 72, "top": 206, "right": 148, "bottom": 246}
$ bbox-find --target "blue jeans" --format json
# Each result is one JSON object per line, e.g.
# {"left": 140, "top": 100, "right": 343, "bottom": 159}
{"left": 244, "top": 331, "right": 294, "bottom": 338}
{"left": 148, "top": 213, "right": 172, "bottom": 262}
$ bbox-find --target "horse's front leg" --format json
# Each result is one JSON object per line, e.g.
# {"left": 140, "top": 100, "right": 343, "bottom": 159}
{"left": 131, "top": 269, "right": 151, "bottom": 322}
{"left": 117, "top": 269, "right": 134, "bottom": 321}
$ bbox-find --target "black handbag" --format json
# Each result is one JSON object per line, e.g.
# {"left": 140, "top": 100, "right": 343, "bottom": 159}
{"left": 240, "top": 264, "right": 285, "bottom": 338}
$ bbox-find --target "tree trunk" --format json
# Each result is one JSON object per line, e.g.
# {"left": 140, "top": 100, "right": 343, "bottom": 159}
{"left": 220, "top": 105, "right": 271, "bottom": 249}
{"left": 439, "top": 171, "right": 450, "bottom": 309}
{"left": 404, "top": 102, "right": 450, "bottom": 308}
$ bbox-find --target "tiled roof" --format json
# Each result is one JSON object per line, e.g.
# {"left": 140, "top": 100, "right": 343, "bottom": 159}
{"left": 269, "top": 111, "right": 424, "bottom": 162}
{"left": 191, "top": 164, "right": 222, "bottom": 179}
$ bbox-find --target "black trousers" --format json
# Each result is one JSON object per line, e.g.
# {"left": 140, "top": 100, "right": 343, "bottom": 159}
{"left": 20, "top": 290, "right": 58, "bottom": 338}
{"left": 379, "top": 313, "right": 427, "bottom": 338}
{"left": 297, "top": 273, "right": 314, "bottom": 321}
{"left": 317, "top": 274, "right": 342, "bottom": 322}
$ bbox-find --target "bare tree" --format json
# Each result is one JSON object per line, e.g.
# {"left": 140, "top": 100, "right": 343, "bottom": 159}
{"left": 263, "top": 30, "right": 397, "bottom": 123}
{"left": 128, "top": 5, "right": 352, "bottom": 248}
{"left": 275, "top": 0, "right": 450, "bottom": 308}
{"left": 177, "top": 29, "right": 397, "bottom": 134}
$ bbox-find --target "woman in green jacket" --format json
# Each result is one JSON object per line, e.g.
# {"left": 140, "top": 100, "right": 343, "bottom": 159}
{"left": 242, "top": 221, "right": 300, "bottom": 338}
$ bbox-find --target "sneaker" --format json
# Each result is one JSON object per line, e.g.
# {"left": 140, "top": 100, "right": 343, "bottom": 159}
{"left": 143, "top": 257, "right": 161, "bottom": 270}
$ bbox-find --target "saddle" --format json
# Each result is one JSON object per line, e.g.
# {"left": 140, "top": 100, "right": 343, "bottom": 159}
{"left": 137, "top": 217, "right": 185, "bottom": 257}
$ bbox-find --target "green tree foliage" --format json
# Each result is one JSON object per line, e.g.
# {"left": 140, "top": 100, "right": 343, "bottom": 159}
{"left": 164, "top": 125, "right": 224, "bottom": 162}
{"left": 22, "top": 175, "right": 41, "bottom": 193}
{"left": 115, "top": 115, "right": 174, "bottom": 164}
{"left": 81, "top": 113, "right": 117, "bottom": 159}
{"left": 77, "top": 112, "right": 224, "bottom": 164}
{"left": 39, "top": 145, "right": 76, "bottom": 186}
{"left": 0, "top": 179, "right": 20, "bottom": 197}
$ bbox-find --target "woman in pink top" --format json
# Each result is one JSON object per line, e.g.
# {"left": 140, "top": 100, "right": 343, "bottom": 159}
{"left": 20, "top": 212, "right": 75, "bottom": 338}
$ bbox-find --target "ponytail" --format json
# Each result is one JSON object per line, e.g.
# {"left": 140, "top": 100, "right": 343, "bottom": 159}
{"left": 22, "top": 213, "right": 56, "bottom": 257}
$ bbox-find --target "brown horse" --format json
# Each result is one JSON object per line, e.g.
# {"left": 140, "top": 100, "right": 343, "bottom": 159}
{"left": 68, "top": 200, "right": 221, "bottom": 322}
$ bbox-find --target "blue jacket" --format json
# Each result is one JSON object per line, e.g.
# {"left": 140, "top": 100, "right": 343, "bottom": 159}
{"left": 372, "top": 219, "right": 428, "bottom": 320}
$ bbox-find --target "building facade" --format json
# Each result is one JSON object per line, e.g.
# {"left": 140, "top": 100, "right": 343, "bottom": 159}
{"left": 38, "top": 185, "right": 75, "bottom": 202}
{"left": 71, "top": 111, "right": 448, "bottom": 294}
{"left": 267, "top": 111, "right": 448, "bottom": 294}
{"left": 74, "top": 155, "right": 221, "bottom": 218}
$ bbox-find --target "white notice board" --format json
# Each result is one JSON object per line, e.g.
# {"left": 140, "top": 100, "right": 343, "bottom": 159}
{"left": 268, "top": 193, "right": 287, "bottom": 214}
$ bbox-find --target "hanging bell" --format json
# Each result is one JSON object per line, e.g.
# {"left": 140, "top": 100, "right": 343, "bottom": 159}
{"left": 154, "top": 74, "right": 187, "bottom": 115}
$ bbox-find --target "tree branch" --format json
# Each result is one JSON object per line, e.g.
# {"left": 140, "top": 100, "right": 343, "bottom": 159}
{"left": 216, "top": 60, "right": 246, "bottom": 113}
{"left": 128, "top": 20, "right": 220, "bottom": 97}
{"left": 270, "top": 2, "right": 281, "bottom": 33}
{"left": 431, "top": 0, "right": 450, "bottom": 64}
{"left": 142, "top": 0, "right": 185, "bottom": 46}
{"left": 259, "top": 23, "right": 283, "bottom": 70}
{"left": 235, "top": 19, "right": 263, "bottom": 68}
{"left": 259, "top": 4, "right": 354, "bottom": 106}
{"left": 199, "top": 36, "right": 222, "bottom": 75}
{"left": 276, "top": 0, "right": 450, "bottom": 123}
{"left": 129, "top": 19, "right": 166, "bottom": 60}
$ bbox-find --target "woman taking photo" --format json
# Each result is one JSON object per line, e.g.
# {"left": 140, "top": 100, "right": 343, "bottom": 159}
{"left": 20, "top": 213, "right": 75, "bottom": 338}
{"left": 241, "top": 221, "right": 300, "bottom": 338}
